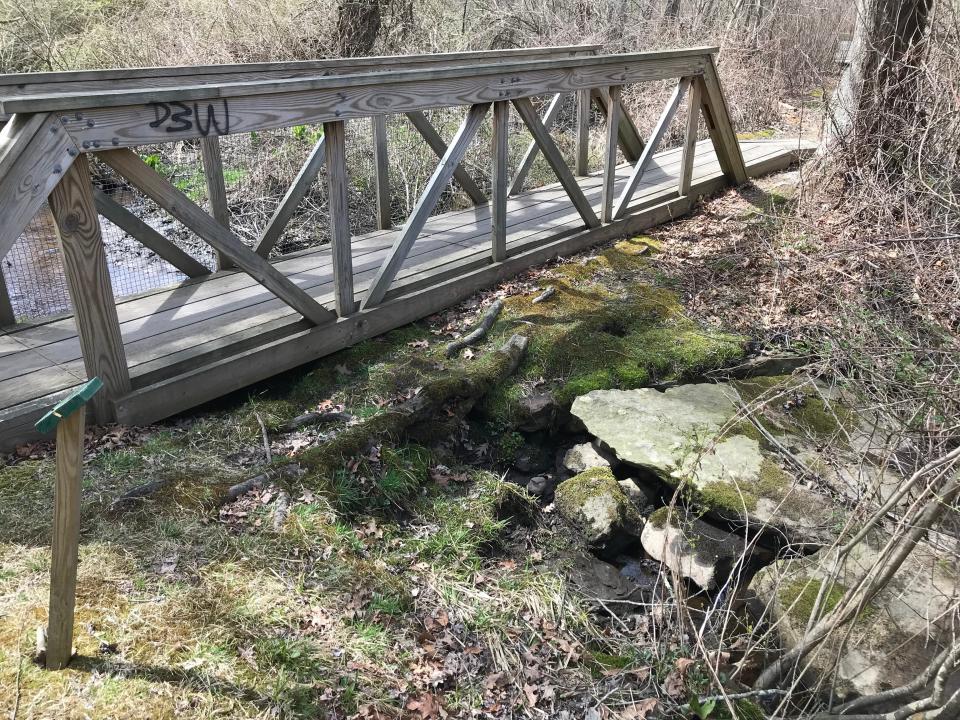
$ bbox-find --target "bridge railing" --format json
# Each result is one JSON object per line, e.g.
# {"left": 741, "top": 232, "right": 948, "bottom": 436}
{"left": 0, "top": 45, "right": 746, "bottom": 423}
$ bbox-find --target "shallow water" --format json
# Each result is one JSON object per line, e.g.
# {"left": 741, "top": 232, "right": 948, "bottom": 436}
{"left": 2, "top": 195, "right": 194, "bottom": 322}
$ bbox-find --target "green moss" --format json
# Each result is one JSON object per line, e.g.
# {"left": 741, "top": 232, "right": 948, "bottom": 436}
{"left": 696, "top": 457, "right": 792, "bottom": 514}
{"left": 779, "top": 577, "right": 876, "bottom": 627}
{"left": 734, "top": 375, "right": 854, "bottom": 441}
{"left": 479, "top": 261, "right": 747, "bottom": 425}
{"left": 554, "top": 467, "right": 642, "bottom": 535}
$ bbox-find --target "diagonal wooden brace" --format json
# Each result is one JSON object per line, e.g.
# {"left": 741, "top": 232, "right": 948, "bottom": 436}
{"left": 613, "top": 77, "right": 690, "bottom": 219}
{"left": 362, "top": 103, "right": 491, "bottom": 309}
{"left": 98, "top": 148, "right": 335, "bottom": 326}
{"left": 511, "top": 96, "right": 600, "bottom": 229}
{"left": 405, "top": 110, "right": 486, "bottom": 205}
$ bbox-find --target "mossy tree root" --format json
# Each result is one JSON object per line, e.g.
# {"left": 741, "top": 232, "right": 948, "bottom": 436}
{"left": 296, "top": 333, "right": 528, "bottom": 485}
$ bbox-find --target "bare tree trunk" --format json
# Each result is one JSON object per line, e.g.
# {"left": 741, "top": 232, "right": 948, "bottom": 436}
{"left": 336, "top": 0, "right": 383, "bottom": 57}
{"left": 826, "top": 0, "right": 933, "bottom": 159}
{"left": 665, "top": 0, "right": 681, "bottom": 18}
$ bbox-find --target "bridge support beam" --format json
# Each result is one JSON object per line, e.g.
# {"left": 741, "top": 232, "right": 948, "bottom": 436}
{"left": 48, "top": 153, "right": 131, "bottom": 422}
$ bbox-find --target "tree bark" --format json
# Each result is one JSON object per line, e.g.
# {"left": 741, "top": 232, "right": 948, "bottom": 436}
{"left": 826, "top": 0, "right": 933, "bottom": 159}
{"left": 336, "top": 0, "right": 383, "bottom": 57}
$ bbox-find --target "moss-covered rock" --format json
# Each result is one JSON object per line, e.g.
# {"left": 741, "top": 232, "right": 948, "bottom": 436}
{"left": 478, "top": 238, "right": 747, "bottom": 426}
{"left": 554, "top": 467, "right": 642, "bottom": 556}
{"left": 570, "top": 384, "right": 842, "bottom": 545}
{"left": 751, "top": 533, "right": 959, "bottom": 699}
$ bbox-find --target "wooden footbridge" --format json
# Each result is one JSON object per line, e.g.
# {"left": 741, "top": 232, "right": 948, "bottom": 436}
{"left": 0, "top": 46, "right": 811, "bottom": 449}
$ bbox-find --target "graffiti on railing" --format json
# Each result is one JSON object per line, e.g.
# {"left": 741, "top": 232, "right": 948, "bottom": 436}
{"left": 148, "top": 99, "right": 230, "bottom": 136}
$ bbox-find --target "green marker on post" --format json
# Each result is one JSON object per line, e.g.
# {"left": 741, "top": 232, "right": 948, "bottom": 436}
{"left": 35, "top": 377, "right": 103, "bottom": 435}
{"left": 35, "top": 376, "right": 102, "bottom": 670}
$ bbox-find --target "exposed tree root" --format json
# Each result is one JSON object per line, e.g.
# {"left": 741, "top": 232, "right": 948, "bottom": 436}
{"left": 445, "top": 299, "right": 504, "bottom": 357}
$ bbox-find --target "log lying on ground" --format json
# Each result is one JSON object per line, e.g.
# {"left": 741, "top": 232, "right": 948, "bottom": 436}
{"left": 279, "top": 410, "right": 354, "bottom": 433}
{"left": 445, "top": 299, "right": 504, "bottom": 357}
{"left": 532, "top": 286, "right": 556, "bottom": 304}
{"left": 300, "top": 333, "right": 528, "bottom": 479}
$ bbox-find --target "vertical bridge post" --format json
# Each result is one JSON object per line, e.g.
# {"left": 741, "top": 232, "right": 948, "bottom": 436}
{"left": 48, "top": 154, "right": 131, "bottom": 422}
{"left": 324, "top": 120, "right": 355, "bottom": 315}
{"left": 490, "top": 100, "right": 509, "bottom": 262}
{"left": 35, "top": 377, "right": 103, "bottom": 670}
{"left": 371, "top": 115, "right": 391, "bottom": 230}
{"left": 200, "top": 136, "right": 232, "bottom": 270}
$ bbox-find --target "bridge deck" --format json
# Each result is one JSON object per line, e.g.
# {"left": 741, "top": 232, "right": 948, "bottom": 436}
{"left": 0, "top": 139, "right": 808, "bottom": 448}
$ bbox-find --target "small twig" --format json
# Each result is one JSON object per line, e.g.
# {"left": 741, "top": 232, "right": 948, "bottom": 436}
{"left": 278, "top": 410, "right": 353, "bottom": 433}
{"left": 255, "top": 412, "right": 272, "bottom": 464}
{"left": 679, "top": 688, "right": 788, "bottom": 711}
{"left": 11, "top": 614, "right": 24, "bottom": 720}
{"left": 531, "top": 286, "right": 556, "bottom": 304}
{"left": 218, "top": 464, "right": 301, "bottom": 506}
{"left": 445, "top": 298, "right": 504, "bottom": 357}
{"left": 736, "top": 400, "right": 819, "bottom": 480}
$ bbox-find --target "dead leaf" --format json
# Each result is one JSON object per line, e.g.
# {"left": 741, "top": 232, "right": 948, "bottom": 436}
{"left": 619, "top": 698, "right": 658, "bottom": 719}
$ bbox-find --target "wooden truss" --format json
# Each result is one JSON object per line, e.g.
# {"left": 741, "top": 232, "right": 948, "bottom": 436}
{"left": 0, "top": 46, "right": 748, "bottom": 424}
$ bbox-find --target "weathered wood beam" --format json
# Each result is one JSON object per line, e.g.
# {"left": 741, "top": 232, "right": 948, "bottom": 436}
{"left": 323, "top": 120, "right": 355, "bottom": 316}
{"left": 0, "top": 112, "right": 48, "bottom": 179}
{"left": 45, "top": 54, "right": 710, "bottom": 149}
{"left": 575, "top": 89, "right": 591, "bottom": 176}
{"left": 200, "top": 136, "right": 231, "bottom": 270}
{"left": 405, "top": 110, "right": 486, "bottom": 205}
{"left": 508, "top": 93, "right": 563, "bottom": 196}
{"left": 45, "top": 407, "right": 84, "bottom": 670}
{"left": 511, "top": 96, "right": 600, "bottom": 229}
{"left": 491, "top": 100, "right": 509, "bottom": 262}
{"left": 600, "top": 85, "right": 622, "bottom": 224}
{"left": 613, "top": 77, "right": 690, "bottom": 219}
{"left": 698, "top": 56, "right": 747, "bottom": 184}
{"left": 48, "top": 154, "right": 131, "bottom": 422}
{"left": 678, "top": 80, "right": 702, "bottom": 196}
{"left": 255, "top": 133, "right": 326, "bottom": 257}
{"left": 0, "top": 114, "right": 78, "bottom": 261}
{"left": 371, "top": 115, "right": 391, "bottom": 230}
{"left": 362, "top": 103, "right": 490, "bottom": 310}
{"left": 0, "top": 45, "right": 605, "bottom": 100}
{"left": 92, "top": 189, "right": 211, "bottom": 278}
{"left": 98, "top": 148, "right": 335, "bottom": 326}
{"left": 591, "top": 88, "right": 645, "bottom": 162}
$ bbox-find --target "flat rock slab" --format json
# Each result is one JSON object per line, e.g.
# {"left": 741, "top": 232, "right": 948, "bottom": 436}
{"left": 751, "top": 533, "right": 960, "bottom": 699}
{"left": 570, "top": 384, "right": 840, "bottom": 545}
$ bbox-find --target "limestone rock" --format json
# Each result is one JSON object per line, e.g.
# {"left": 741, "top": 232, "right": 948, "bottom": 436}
{"left": 561, "top": 441, "right": 617, "bottom": 476}
{"left": 640, "top": 507, "right": 744, "bottom": 590}
{"left": 554, "top": 467, "right": 642, "bottom": 555}
{"left": 517, "top": 392, "right": 558, "bottom": 432}
{"left": 751, "top": 534, "right": 960, "bottom": 699}
{"left": 617, "top": 479, "right": 652, "bottom": 509}
{"left": 570, "top": 384, "right": 840, "bottom": 545}
{"left": 525, "top": 475, "right": 550, "bottom": 497}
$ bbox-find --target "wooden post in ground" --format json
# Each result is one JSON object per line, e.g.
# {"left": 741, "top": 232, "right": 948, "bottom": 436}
{"left": 48, "top": 154, "right": 131, "bottom": 423}
{"left": 35, "top": 377, "right": 103, "bottom": 670}
{"left": 200, "top": 136, "right": 232, "bottom": 269}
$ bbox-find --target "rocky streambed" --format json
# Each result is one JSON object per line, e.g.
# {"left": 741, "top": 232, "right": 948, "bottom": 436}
{"left": 504, "top": 374, "right": 959, "bottom": 701}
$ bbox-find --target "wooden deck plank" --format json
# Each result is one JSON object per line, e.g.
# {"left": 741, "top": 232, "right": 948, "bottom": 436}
{"left": 0, "top": 142, "right": 719, "bottom": 384}
{"left": 0, "top": 141, "right": 809, "bottom": 431}
{"left": 0, "top": 139, "right": 768, "bottom": 404}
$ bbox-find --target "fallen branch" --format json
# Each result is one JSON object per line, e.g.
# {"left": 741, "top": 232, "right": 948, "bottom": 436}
{"left": 279, "top": 410, "right": 353, "bottom": 433}
{"left": 531, "top": 286, "right": 556, "bottom": 304}
{"left": 110, "top": 479, "right": 171, "bottom": 510}
{"left": 217, "top": 463, "right": 301, "bottom": 506}
{"left": 445, "top": 299, "right": 504, "bottom": 357}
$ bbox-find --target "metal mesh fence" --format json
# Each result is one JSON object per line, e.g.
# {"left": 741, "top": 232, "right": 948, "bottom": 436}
{"left": 2, "top": 94, "right": 597, "bottom": 324}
